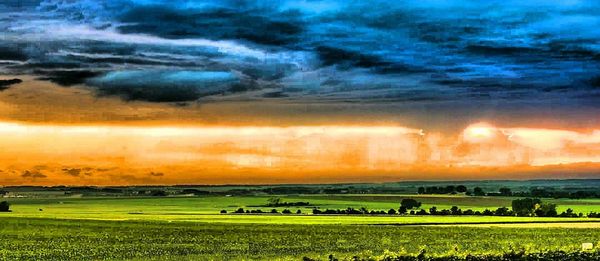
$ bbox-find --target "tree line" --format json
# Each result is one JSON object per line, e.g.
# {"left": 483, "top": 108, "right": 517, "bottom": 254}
{"left": 418, "top": 185, "right": 600, "bottom": 199}
{"left": 222, "top": 198, "right": 593, "bottom": 218}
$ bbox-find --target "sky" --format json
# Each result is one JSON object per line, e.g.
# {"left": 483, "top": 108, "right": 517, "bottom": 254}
{"left": 1, "top": 0, "right": 600, "bottom": 185}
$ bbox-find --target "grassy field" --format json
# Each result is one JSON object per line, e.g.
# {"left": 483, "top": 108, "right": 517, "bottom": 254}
{"left": 2, "top": 217, "right": 600, "bottom": 260}
{"left": 3, "top": 192, "right": 600, "bottom": 260}
{"left": 3, "top": 194, "right": 600, "bottom": 222}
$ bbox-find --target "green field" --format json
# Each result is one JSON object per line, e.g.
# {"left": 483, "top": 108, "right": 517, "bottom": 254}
{"left": 3, "top": 184, "right": 600, "bottom": 260}
{"left": 4, "top": 194, "right": 600, "bottom": 222}
{"left": 2, "top": 217, "right": 600, "bottom": 260}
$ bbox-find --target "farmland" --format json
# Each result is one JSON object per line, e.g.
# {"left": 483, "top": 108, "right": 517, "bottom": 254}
{"left": 2, "top": 180, "right": 600, "bottom": 260}
{"left": 2, "top": 217, "right": 600, "bottom": 260}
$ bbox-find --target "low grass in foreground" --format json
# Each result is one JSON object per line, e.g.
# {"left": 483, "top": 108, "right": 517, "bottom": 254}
{"left": 1, "top": 217, "right": 600, "bottom": 260}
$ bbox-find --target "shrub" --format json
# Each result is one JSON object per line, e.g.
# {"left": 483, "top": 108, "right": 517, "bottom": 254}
{"left": 473, "top": 187, "right": 485, "bottom": 196}
{"left": 512, "top": 198, "right": 542, "bottom": 216}
{"left": 0, "top": 201, "right": 10, "bottom": 212}
{"left": 400, "top": 199, "right": 422, "bottom": 209}
{"left": 456, "top": 185, "right": 467, "bottom": 193}
{"left": 150, "top": 190, "right": 167, "bottom": 197}
{"left": 535, "top": 203, "right": 558, "bottom": 217}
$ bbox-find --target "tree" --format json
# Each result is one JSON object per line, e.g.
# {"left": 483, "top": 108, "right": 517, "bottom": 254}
{"left": 535, "top": 203, "right": 557, "bottom": 217}
{"left": 150, "top": 190, "right": 167, "bottom": 197}
{"left": 495, "top": 207, "right": 512, "bottom": 216}
{"left": 450, "top": 206, "right": 462, "bottom": 215}
{"left": 0, "top": 201, "right": 10, "bottom": 212}
{"left": 220, "top": 210, "right": 227, "bottom": 214}
{"left": 398, "top": 206, "right": 407, "bottom": 214}
{"left": 400, "top": 198, "right": 422, "bottom": 209}
{"left": 511, "top": 198, "right": 542, "bottom": 216}
{"left": 282, "top": 209, "right": 291, "bottom": 214}
{"left": 234, "top": 208, "right": 245, "bottom": 214}
{"left": 499, "top": 187, "right": 512, "bottom": 196}
{"left": 388, "top": 208, "right": 397, "bottom": 215}
{"left": 473, "top": 187, "right": 485, "bottom": 196}
{"left": 417, "top": 187, "right": 425, "bottom": 194}
{"left": 296, "top": 209, "right": 302, "bottom": 214}
{"left": 270, "top": 209, "right": 278, "bottom": 214}
{"left": 456, "top": 185, "right": 467, "bottom": 193}
{"left": 429, "top": 206, "right": 437, "bottom": 215}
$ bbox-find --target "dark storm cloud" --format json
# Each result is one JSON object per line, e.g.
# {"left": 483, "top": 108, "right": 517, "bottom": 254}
{"left": 316, "top": 46, "right": 387, "bottom": 69}
{"left": 2, "top": 0, "right": 600, "bottom": 105}
{"left": 87, "top": 70, "right": 241, "bottom": 102}
{"left": 117, "top": 6, "right": 304, "bottom": 46}
{"left": 0, "top": 45, "right": 29, "bottom": 62}
{"left": 37, "top": 71, "right": 103, "bottom": 86}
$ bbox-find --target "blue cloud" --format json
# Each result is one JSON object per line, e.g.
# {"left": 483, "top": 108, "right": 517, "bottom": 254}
{"left": 1, "top": 0, "right": 600, "bottom": 104}
{"left": 88, "top": 70, "right": 239, "bottom": 102}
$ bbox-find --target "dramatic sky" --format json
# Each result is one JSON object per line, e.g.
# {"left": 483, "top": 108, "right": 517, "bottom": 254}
{"left": 1, "top": 0, "right": 600, "bottom": 185}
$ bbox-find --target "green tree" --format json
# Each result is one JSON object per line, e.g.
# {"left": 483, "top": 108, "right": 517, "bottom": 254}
{"left": 456, "top": 185, "right": 467, "bottom": 193}
{"left": 429, "top": 206, "right": 437, "bottom": 215}
{"left": 535, "top": 203, "right": 557, "bottom": 217}
{"left": 450, "top": 206, "right": 462, "bottom": 215}
{"left": 0, "top": 201, "right": 10, "bottom": 212}
{"left": 511, "top": 198, "right": 542, "bottom": 216}
{"left": 473, "top": 187, "right": 485, "bottom": 196}
{"left": 400, "top": 198, "right": 422, "bottom": 209}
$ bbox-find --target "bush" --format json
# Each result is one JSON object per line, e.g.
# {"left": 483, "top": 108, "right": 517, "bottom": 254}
{"left": 535, "top": 203, "right": 558, "bottom": 217}
{"left": 0, "top": 201, "right": 10, "bottom": 212}
{"left": 398, "top": 206, "right": 407, "bottom": 214}
{"left": 512, "top": 198, "right": 542, "bottom": 216}
{"left": 456, "top": 185, "right": 467, "bottom": 193}
{"left": 400, "top": 199, "right": 422, "bottom": 209}
{"left": 150, "top": 190, "right": 167, "bottom": 197}
{"left": 282, "top": 209, "right": 291, "bottom": 214}
{"left": 220, "top": 210, "right": 227, "bottom": 214}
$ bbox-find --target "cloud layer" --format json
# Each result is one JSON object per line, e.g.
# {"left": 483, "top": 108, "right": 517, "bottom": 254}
{"left": 1, "top": 122, "right": 600, "bottom": 185}
{"left": 1, "top": 0, "right": 600, "bottom": 105}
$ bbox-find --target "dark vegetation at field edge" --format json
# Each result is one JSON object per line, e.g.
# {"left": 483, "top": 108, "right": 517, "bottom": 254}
{"left": 305, "top": 250, "right": 600, "bottom": 261}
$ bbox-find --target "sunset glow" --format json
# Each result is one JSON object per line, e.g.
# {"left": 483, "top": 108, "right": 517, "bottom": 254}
{"left": 1, "top": 121, "right": 600, "bottom": 185}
